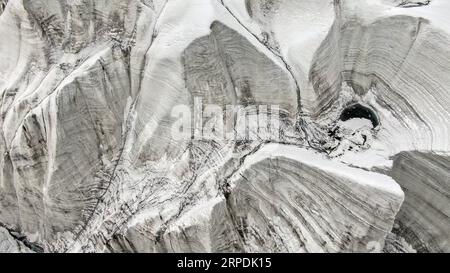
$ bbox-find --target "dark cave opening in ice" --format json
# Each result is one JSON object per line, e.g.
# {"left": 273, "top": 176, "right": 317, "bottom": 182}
{"left": 339, "top": 104, "right": 379, "bottom": 127}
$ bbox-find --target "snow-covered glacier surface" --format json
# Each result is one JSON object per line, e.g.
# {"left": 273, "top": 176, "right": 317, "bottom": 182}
{"left": 0, "top": 0, "right": 449, "bottom": 253}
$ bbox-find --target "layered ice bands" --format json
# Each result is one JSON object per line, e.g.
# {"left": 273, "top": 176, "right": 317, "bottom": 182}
{"left": 0, "top": 0, "right": 449, "bottom": 253}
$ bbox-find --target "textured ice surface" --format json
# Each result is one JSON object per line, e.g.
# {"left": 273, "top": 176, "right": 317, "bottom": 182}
{"left": 0, "top": 0, "right": 449, "bottom": 253}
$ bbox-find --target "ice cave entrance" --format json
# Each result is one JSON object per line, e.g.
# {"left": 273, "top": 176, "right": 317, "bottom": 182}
{"left": 339, "top": 104, "right": 379, "bottom": 128}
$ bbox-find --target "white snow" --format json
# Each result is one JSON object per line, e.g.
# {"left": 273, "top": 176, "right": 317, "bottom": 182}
{"left": 232, "top": 143, "right": 404, "bottom": 197}
{"left": 339, "top": 118, "right": 374, "bottom": 132}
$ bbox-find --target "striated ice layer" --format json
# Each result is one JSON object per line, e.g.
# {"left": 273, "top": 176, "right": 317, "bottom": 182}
{"left": 390, "top": 151, "right": 450, "bottom": 253}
